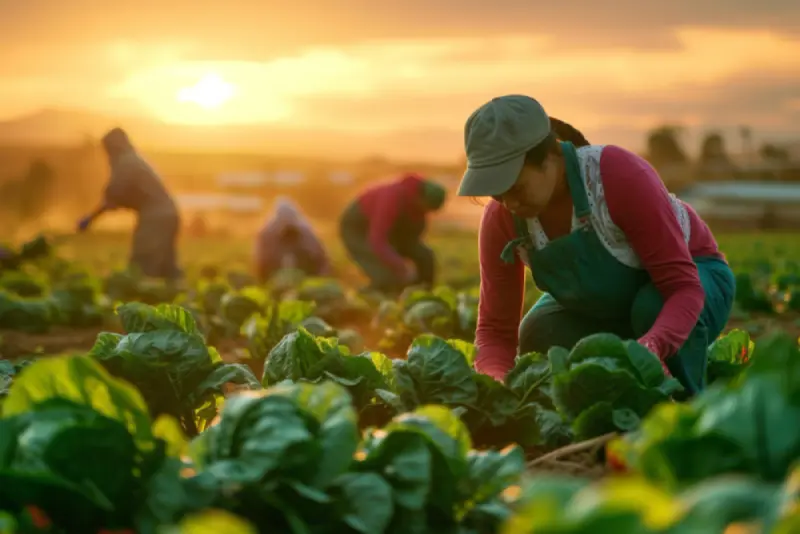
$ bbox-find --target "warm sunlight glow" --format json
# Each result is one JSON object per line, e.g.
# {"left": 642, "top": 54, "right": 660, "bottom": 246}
{"left": 93, "top": 26, "right": 800, "bottom": 152}
{"left": 114, "top": 62, "right": 294, "bottom": 125}
{"left": 177, "top": 74, "right": 235, "bottom": 109}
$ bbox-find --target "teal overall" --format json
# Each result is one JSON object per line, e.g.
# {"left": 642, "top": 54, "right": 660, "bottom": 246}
{"left": 501, "top": 142, "right": 735, "bottom": 397}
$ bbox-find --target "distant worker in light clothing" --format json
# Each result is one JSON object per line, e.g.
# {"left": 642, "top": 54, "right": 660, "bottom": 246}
{"left": 76, "top": 127, "right": 182, "bottom": 280}
{"left": 254, "top": 196, "right": 331, "bottom": 283}
{"left": 339, "top": 173, "right": 447, "bottom": 294}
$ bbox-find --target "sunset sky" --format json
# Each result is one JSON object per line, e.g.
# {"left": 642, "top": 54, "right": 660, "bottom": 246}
{"left": 1, "top": 0, "right": 799, "bottom": 159}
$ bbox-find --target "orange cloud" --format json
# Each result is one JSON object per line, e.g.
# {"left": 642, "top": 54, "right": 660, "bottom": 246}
{"left": 0, "top": 22, "right": 797, "bottom": 162}
{"left": 96, "top": 27, "right": 800, "bottom": 133}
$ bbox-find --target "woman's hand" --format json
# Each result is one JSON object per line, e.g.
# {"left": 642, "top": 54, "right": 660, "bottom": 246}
{"left": 474, "top": 360, "right": 508, "bottom": 383}
{"left": 401, "top": 263, "right": 417, "bottom": 284}
{"left": 484, "top": 369, "right": 507, "bottom": 382}
{"left": 640, "top": 338, "right": 673, "bottom": 378}
{"left": 76, "top": 215, "right": 93, "bottom": 233}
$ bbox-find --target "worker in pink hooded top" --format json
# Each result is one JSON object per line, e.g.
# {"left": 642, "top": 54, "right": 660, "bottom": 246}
{"left": 457, "top": 95, "right": 735, "bottom": 398}
{"left": 253, "top": 196, "right": 331, "bottom": 282}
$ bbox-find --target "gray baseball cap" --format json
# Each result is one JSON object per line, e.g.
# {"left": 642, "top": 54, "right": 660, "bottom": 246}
{"left": 458, "top": 95, "right": 551, "bottom": 197}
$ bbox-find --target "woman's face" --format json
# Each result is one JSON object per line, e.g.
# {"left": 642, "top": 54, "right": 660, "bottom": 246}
{"left": 493, "top": 153, "right": 563, "bottom": 218}
{"left": 414, "top": 196, "right": 438, "bottom": 213}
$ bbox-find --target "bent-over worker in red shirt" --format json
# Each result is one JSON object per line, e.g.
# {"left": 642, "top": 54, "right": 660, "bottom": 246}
{"left": 339, "top": 173, "right": 447, "bottom": 294}
{"left": 458, "top": 95, "right": 735, "bottom": 396}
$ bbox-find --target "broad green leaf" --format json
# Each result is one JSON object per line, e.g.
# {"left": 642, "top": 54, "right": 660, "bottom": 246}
{"left": 568, "top": 333, "right": 629, "bottom": 367}
{"left": 536, "top": 409, "right": 573, "bottom": 449}
{"left": 261, "top": 327, "right": 322, "bottom": 386}
{"left": 328, "top": 472, "right": 394, "bottom": 533}
{"left": 192, "top": 364, "right": 261, "bottom": 402}
{"left": 278, "top": 299, "right": 315, "bottom": 325}
{"left": 0, "top": 511, "right": 16, "bottom": 534}
{"left": 394, "top": 336, "right": 478, "bottom": 410}
{"left": 40, "top": 410, "right": 138, "bottom": 508}
{"left": 505, "top": 352, "right": 551, "bottom": 405}
{"left": 624, "top": 340, "right": 669, "bottom": 388}
{"left": 503, "top": 476, "right": 587, "bottom": 532}
{"left": 388, "top": 405, "right": 472, "bottom": 475}
{"left": 87, "top": 332, "right": 124, "bottom": 357}
{"left": 552, "top": 359, "right": 641, "bottom": 419}
{"left": 572, "top": 401, "right": 616, "bottom": 440}
{"left": 110, "top": 331, "right": 213, "bottom": 385}
{"left": 166, "top": 509, "right": 257, "bottom": 533}
{"left": 197, "top": 392, "right": 314, "bottom": 484}
{"left": 677, "top": 477, "right": 781, "bottom": 532}
{"left": 219, "top": 292, "right": 262, "bottom": 328}
{"left": 152, "top": 415, "right": 188, "bottom": 457}
{"left": 709, "top": 329, "right": 754, "bottom": 364}
{"left": 0, "top": 398, "right": 160, "bottom": 531}
{"left": 268, "top": 381, "right": 359, "bottom": 488}
{"left": 612, "top": 407, "right": 641, "bottom": 431}
{"left": 459, "top": 374, "right": 540, "bottom": 448}
{"left": 696, "top": 374, "right": 800, "bottom": 482}
{"left": 369, "top": 351, "right": 395, "bottom": 388}
{"left": 355, "top": 429, "right": 432, "bottom": 511}
{"left": 707, "top": 329, "right": 755, "bottom": 384}
{"left": 461, "top": 446, "right": 525, "bottom": 505}
{"left": 547, "top": 346, "right": 570, "bottom": 375}
{"left": 386, "top": 406, "right": 472, "bottom": 517}
{"left": 570, "top": 478, "right": 682, "bottom": 531}
{"left": 445, "top": 339, "right": 477, "bottom": 367}
{"left": 2, "top": 355, "right": 154, "bottom": 451}
{"left": 504, "top": 476, "right": 678, "bottom": 533}
{"left": 117, "top": 302, "right": 201, "bottom": 335}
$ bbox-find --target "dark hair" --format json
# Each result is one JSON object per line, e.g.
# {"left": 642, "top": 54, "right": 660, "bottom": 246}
{"left": 550, "top": 117, "right": 590, "bottom": 147}
{"left": 523, "top": 117, "right": 590, "bottom": 168}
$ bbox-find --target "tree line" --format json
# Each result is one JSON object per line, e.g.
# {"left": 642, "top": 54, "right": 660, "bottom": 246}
{"left": 1, "top": 127, "right": 798, "bottom": 232}
{"left": 645, "top": 125, "right": 796, "bottom": 177}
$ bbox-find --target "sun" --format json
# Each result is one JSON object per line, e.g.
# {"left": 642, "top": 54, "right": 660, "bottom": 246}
{"left": 176, "top": 73, "right": 235, "bottom": 109}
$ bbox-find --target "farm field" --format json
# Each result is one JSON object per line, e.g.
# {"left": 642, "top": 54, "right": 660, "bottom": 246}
{"left": 1, "top": 227, "right": 799, "bottom": 533}
{"left": 3, "top": 228, "right": 799, "bottom": 357}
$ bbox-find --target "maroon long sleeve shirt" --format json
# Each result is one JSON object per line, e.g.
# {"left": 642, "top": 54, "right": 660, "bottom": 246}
{"left": 356, "top": 174, "right": 426, "bottom": 276}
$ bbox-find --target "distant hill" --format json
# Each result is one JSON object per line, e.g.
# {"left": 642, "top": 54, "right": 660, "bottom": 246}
{"left": 0, "top": 107, "right": 700, "bottom": 166}
{"left": 0, "top": 108, "right": 466, "bottom": 165}
{"left": 0, "top": 108, "right": 151, "bottom": 145}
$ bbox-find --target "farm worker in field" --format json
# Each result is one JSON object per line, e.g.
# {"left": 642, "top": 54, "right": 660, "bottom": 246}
{"left": 340, "top": 173, "right": 447, "bottom": 294}
{"left": 459, "top": 95, "right": 735, "bottom": 396}
{"left": 76, "top": 127, "right": 182, "bottom": 280}
{"left": 253, "top": 196, "right": 331, "bottom": 282}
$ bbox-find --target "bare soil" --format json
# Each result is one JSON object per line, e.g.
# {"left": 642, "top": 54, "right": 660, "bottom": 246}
{"left": 526, "top": 433, "right": 616, "bottom": 480}
{"left": 0, "top": 326, "right": 112, "bottom": 359}
{"left": 1, "top": 313, "right": 796, "bottom": 363}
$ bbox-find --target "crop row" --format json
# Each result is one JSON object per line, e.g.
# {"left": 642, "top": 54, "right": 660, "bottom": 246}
{"left": 1, "top": 300, "right": 799, "bottom": 533}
